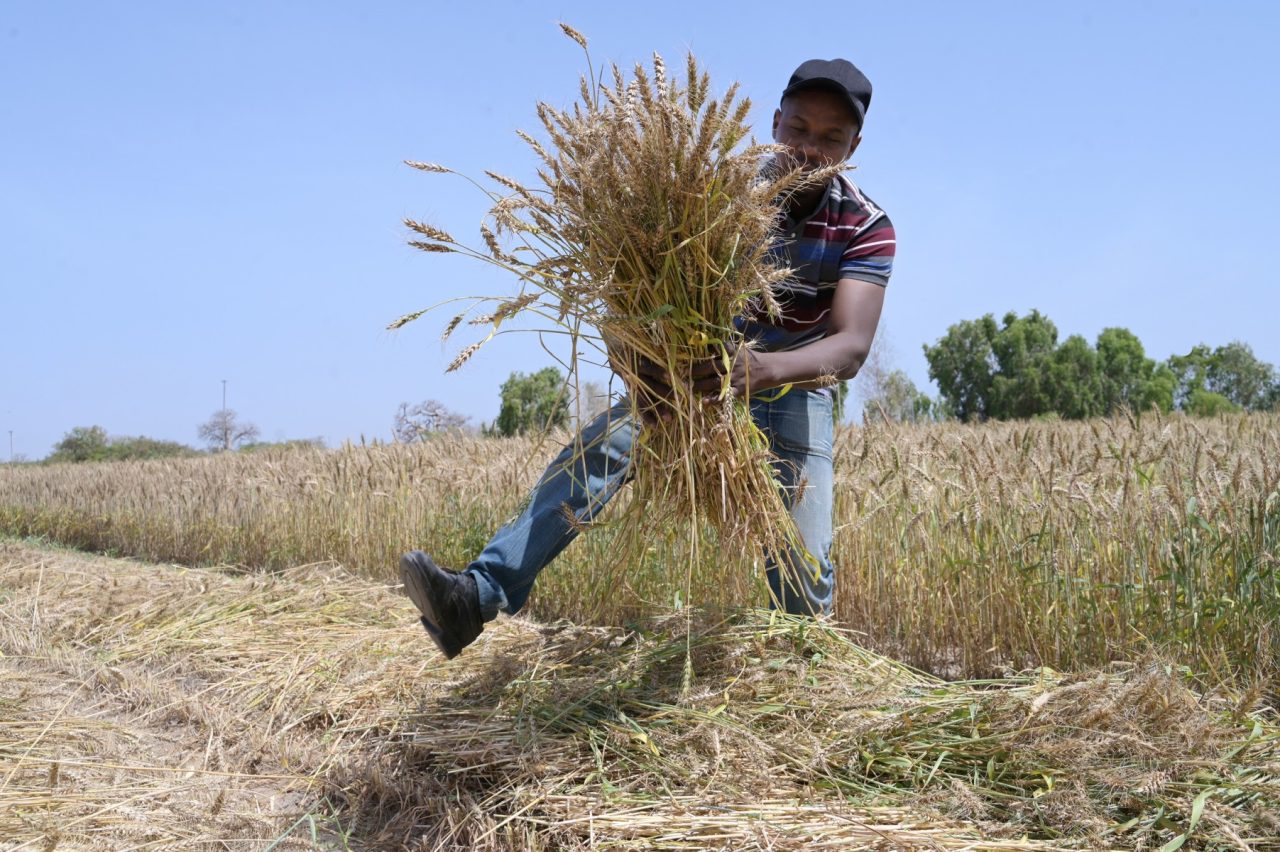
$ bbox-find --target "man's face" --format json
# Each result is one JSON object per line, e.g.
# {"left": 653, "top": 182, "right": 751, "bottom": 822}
{"left": 771, "top": 88, "right": 862, "bottom": 173}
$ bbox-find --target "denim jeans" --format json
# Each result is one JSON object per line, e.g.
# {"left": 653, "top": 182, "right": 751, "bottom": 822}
{"left": 465, "top": 387, "right": 836, "bottom": 618}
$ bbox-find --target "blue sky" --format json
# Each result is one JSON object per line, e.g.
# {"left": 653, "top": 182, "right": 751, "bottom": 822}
{"left": 3, "top": 1, "right": 1277, "bottom": 459}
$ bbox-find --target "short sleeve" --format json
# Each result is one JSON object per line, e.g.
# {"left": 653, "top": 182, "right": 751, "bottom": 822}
{"left": 839, "top": 212, "right": 895, "bottom": 287}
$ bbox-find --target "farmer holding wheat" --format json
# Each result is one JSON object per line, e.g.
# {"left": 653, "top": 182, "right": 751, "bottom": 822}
{"left": 402, "top": 56, "right": 894, "bottom": 658}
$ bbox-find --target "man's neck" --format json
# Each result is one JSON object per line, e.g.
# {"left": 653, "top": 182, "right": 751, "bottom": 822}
{"left": 783, "top": 180, "right": 828, "bottom": 222}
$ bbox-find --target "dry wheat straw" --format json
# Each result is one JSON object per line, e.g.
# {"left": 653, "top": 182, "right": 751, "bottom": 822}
{"left": 3, "top": 542, "right": 1278, "bottom": 849}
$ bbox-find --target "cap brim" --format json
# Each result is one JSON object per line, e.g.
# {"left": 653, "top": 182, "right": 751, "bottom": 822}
{"left": 781, "top": 79, "right": 865, "bottom": 126}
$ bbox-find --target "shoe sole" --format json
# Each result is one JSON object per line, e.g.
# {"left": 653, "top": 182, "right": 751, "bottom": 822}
{"left": 400, "top": 554, "right": 455, "bottom": 658}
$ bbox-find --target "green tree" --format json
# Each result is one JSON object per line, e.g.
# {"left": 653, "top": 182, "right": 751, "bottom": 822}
{"left": 989, "top": 310, "right": 1060, "bottom": 419}
{"left": 1186, "top": 388, "right": 1241, "bottom": 417}
{"left": 496, "top": 367, "right": 569, "bottom": 436}
{"left": 48, "top": 427, "right": 196, "bottom": 463}
{"left": 1167, "top": 344, "right": 1212, "bottom": 410}
{"left": 1095, "top": 327, "right": 1173, "bottom": 414}
{"left": 925, "top": 311, "right": 1077, "bottom": 421}
{"left": 1047, "top": 334, "right": 1103, "bottom": 419}
{"left": 928, "top": 313, "right": 1279, "bottom": 421}
{"left": 106, "top": 436, "right": 198, "bottom": 460}
{"left": 1205, "top": 341, "right": 1277, "bottom": 411}
{"left": 923, "top": 315, "right": 998, "bottom": 422}
{"left": 1167, "top": 342, "right": 1279, "bottom": 413}
{"left": 1145, "top": 364, "right": 1177, "bottom": 413}
{"left": 48, "top": 425, "right": 110, "bottom": 462}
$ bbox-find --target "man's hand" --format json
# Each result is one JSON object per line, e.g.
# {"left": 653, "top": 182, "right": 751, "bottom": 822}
{"left": 689, "top": 343, "right": 767, "bottom": 399}
{"left": 608, "top": 346, "right": 676, "bottom": 425}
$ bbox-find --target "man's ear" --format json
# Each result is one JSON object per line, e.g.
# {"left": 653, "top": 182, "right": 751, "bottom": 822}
{"left": 846, "top": 134, "right": 862, "bottom": 159}
{"left": 772, "top": 108, "right": 782, "bottom": 139}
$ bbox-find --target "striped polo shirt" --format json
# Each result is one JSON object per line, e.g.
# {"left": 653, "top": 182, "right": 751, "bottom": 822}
{"left": 738, "top": 172, "right": 895, "bottom": 352}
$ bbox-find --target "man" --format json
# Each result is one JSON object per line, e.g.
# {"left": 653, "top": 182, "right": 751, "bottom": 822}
{"left": 402, "top": 58, "right": 895, "bottom": 658}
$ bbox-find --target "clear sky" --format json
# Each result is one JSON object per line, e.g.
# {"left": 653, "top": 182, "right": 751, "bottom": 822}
{"left": 3, "top": 1, "right": 1277, "bottom": 459}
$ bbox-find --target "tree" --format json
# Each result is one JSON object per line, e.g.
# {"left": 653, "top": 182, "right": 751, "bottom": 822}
{"left": 927, "top": 311, "right": 1279, "bottom": 421}
{"left": 48, "top": 425, "right": 111, "bottom": 462}
{"left": 1167, "top": 341, "right": 1279, "bottom": 414}
{"left": 927, "top": 312, "right": 1194, "bottom": 421}
{"left": 495, "top": 368, "right": 569, "bottom": 437}
{"left": 854, "top": 328, "right": 937, "bottom": 424}
{"left": 572, "top": 380, "right": 612, "bottom": 427}
{"left": 1205, "top": 341, "right": 1277, "bottom": 411}
{"left": 1145, "top": 364, "right": 1178, "bottom": 414}
{"left": 393, "top": 399, "right": 470, "bottom": 442}
{"left": 106, "top": 435, "right": 198, "bottom": 460}
{"left": 1046, "top": 334, "right": 1103, "bottom": 420}
{"left": 1095, "top": 327, "right": 1173, "bottom": 414}
{"left": 1186, "top": 388, "right": 1241, "bottom": 417}
{"left": 923, "top": 315, "right": 998, "bottom": 422}
{"left": 851, "top": 327, "right": 892, "bottom": 422}
{"left": 198, "top": 409, "right": 260, "bottom": 451}
{"left": 48, "top": 426, "right": 196, "bottom": 463}
{"left": 1167, "top": 344, "right": 1212, "bottom": 411}
{"left": 925, "top": 311, "right": 1063, "bottom": 421}
{"left": 861, "top": 369, "right": 933, "bottom": 424}
{"left": 832, "top": 379, "right": 850, "bottom": 423}
{"left": 989, "top": 310, "right": 1060, "bottom": 419}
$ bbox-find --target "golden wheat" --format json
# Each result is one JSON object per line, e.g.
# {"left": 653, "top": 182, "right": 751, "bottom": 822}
{"left": 2, "top": 412, "right": 1278, "bottom": 688}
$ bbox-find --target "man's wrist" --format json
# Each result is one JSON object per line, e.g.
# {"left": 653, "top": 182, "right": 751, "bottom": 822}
{"left": 748, "top": 350, "right": 779, "bottom": 393}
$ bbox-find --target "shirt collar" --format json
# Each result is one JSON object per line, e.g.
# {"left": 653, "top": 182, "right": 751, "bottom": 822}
{"left": 781, "top": 178, "right": 836, "bottom": 229}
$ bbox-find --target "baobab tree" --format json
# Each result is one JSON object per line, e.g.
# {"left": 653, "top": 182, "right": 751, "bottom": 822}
{"left": 198, "top": 409, "right": 260, "bottom": 451}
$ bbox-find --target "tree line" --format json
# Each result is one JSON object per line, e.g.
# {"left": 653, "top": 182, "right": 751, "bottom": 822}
{"left": 921, "top": 310, "right": 1279, "bottom": 422}
{"left": 28, "top": 314, "right": 1278, "bottom": 463}
{"left": 42, "top": 411, "right": 321, "bottom": 464}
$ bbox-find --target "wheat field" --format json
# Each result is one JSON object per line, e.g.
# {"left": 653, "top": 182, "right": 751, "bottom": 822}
{"left": 2, "top": 411, "right": 1277, "bottom": 690}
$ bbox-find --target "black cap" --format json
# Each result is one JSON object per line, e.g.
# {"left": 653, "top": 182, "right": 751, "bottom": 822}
{"left": 782, "top": 58, "right": 872, "bottom": 128}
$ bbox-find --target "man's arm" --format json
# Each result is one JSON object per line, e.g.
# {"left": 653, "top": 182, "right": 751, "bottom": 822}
{"left": 692, "top": 277, "right": 886, "bottom": 396}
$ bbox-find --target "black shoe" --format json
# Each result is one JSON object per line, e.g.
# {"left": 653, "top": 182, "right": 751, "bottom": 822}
{"left": 400, "top": 551, "right": 483, "bottom": 659}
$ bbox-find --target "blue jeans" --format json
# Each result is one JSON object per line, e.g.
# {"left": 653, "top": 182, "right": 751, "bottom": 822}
{"left": 466, "top": 388, "right": 836, "bottom": 618}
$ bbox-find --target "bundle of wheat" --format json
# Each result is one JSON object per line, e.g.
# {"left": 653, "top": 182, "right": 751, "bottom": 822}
{"left": 398, "top": 25, "right": 834, "bottom": 579}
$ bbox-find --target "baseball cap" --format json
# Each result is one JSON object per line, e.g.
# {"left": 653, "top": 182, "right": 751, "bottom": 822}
{"left": 781, "top": 59, "right": 872, "bottom": 128}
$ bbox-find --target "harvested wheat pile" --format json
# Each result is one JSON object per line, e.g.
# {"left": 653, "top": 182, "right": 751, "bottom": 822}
{"left": 2, "top": 540, "right": 1277, "bottom": 849}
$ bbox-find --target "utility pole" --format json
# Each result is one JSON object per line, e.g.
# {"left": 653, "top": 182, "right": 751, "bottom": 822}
{"left": 7, "top": 430, "right": 12, "bottom": 463}
{"left": 222, "top": 379, "right": 227, "bottom": 412}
